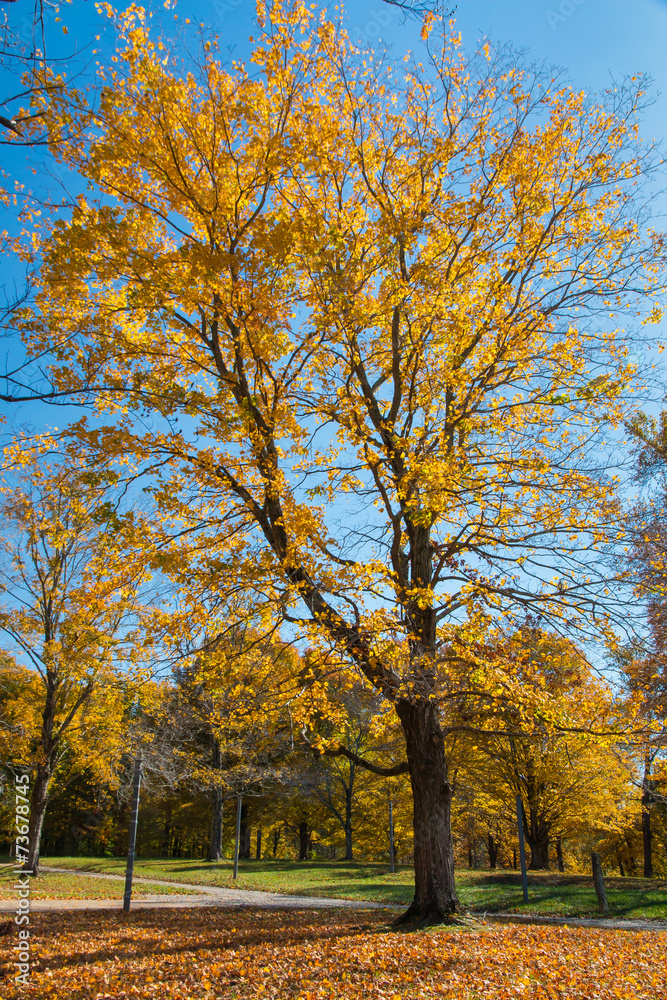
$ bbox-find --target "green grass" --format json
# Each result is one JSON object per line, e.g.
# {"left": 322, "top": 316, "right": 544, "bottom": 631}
{"left": 29, "top": 856, "right": 667, "bottom": 920}
{"left": 0, "top": 865, "right": 199, "bottom": 899}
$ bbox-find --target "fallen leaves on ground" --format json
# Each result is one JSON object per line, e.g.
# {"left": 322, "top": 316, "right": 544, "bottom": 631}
{"left": 1, "top": 907, "right": 665, "bottom": 999}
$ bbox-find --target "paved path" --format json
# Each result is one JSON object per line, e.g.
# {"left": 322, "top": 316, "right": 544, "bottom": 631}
{"left": 1, "top": 868, "right": 665, "bottom": 931}
{"left": 0, "top": 866, "right": 395, "bottom": 913}
{"left": 477, "top": 911, "right": 667, "bottom": 933}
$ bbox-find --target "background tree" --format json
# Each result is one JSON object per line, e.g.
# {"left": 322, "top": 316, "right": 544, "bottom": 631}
{"left": 619, "top": 408, "right": 667, "bottom": 875}
{"left": 451, "top": 630, "right": 631, "bottom": 870}
{"left": 149, "top": 624, "right": 298, "bottom": 862}
{"left": 0, "top": 438, "right": 152, "bottom": 873}
{"left": 11, "top": 1, "right": 665, "bottom": 921}
{"left": 299, "top": 672, "right": 392, "bottom": 861}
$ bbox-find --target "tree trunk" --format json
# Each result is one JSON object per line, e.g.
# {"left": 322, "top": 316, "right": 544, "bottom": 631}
{"left": 487, "top": 832, "right": 499, "bottom": 869}
{"left": 344, "top": 785, "right": 353, "bottom": 861}
{"left": 298, "top": 820, "right": 311, "bottom": 860}
{"left": 556, "top": 836, "right": 564, "bottom": 872}
{"left": 394, "top": 699, "right": 458, "bottom": 925}
{"left": 525, "top": 807, "right": 550, "bottom": 870}
{"left": 256, "top": 826, "right": 262, "bottom": 860}
{"left": 24, "top": 673, "right": 63, "bottom": 875}
{"left": 207, "top": 787, "right": 224, "bottom": 862}
{"left": 513, "top": 848, "right": 517, "bottom": 870}
{"left": 23, "top": 763, "right": 51, "bottom": 874}
{"left": 239, "top": 802, "right": 250, "bottom": 859}
{"left": 641, "top": 756, "right": 653, "bottom": 879}
{"left": 272, "top": 826, "right": 281, "bottom": 858}
{"left": 162, "top": 815, "right": 171, "bottom": 858}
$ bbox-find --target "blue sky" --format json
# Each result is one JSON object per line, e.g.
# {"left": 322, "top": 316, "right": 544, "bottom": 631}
{"left": 2, "top": 0, "right": 667, "bottom": 431}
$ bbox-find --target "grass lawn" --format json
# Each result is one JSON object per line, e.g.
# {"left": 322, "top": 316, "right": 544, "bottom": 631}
{"left": 1, "top": 907, "right": 665, "bottom": 999}
{"left": 32, "top": 856, "right": 667, "bottom": 920}
{"left": 0, "top": 865, "right": 199, "bottom": 900}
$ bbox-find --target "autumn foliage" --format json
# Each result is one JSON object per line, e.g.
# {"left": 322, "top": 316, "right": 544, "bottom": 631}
{"left": 4, "top": 0, "right": 666, "bottom": 921}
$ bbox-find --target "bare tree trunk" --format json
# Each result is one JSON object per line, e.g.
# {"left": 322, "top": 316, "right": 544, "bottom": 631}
{"left": 239, "top": 802, "right": 250, "bottom": 859}
{"left": 298, "top": 819, "right": 311, "bottom": 860}
{"left": 487, "top": 832, "right": 499, "bottom": 869}
{"left": 24, "top": 763, "right": 51, "bottom": 874}
{"left": 207, "top": 787, "right": 224, "bottom": 862}
{"left": 24, "top": 677, "right": 62, "bottom": 875}
{"left": 616, "top": 849, "right": 625, "bottom": 877}
{"left": 256, "top": 826, "right": 262, "bottom": 860}
{"left": 272, "top": 826, "right": 281, "bottom": 858}
{"left": 394, "top": 699, "right": 458, "bottom": 925}
{"left": 641, "top": 756, "right": 653, "bottom": 879}
{"left": 525, "top": 807, "right": 550, "bottom": 870}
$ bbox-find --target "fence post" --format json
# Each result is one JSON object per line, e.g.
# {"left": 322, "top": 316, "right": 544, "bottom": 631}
{"left": 389, "top": 798, "right": 395, "bottom": 874}
{"left": 123, "top": 756, "right": 142, "bottom": 913}
{"left": 233, "top": 795, "right": 242, "bottom": 880}
{"left": 516, "top": 795, "right": 528, "bottom": 903}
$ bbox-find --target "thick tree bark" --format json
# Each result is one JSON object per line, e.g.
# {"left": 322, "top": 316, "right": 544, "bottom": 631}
{"left": 641, "top": 757, "right": 653, "bottom": 879}
{"left": 298, "top": 819, "right": 311, "bottom": 860}
{"left": 394, "top": 699, "right": 458, "bottom": 925}
{"left": 207, "top": 786, "right": 224, "bottom": 862}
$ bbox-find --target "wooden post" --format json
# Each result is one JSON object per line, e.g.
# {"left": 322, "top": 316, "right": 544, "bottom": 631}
{"left": 233, "top": 795, "right": 242, "bottom": 880}
{"left": 591, "top": 852, "right": 609, "bottom": 915}
{"left": 516, "top": 795, "right": 528, "bottom": 903}
{"left": 123, "top": 757, "right": 142, "bottom": 913}
{"left": 389, "top": 798, "right": 395, "bottom": 874}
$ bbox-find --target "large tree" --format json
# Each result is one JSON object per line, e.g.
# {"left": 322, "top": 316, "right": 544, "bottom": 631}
{"left": 8, "top": 1, "right": 665, "bottom": 921}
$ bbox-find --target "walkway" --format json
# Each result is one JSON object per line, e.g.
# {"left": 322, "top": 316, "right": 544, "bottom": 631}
{"left": 1, "top": 867, "right": 665, "bottom": 931}
{"left": 0, "top": 865, "right": 395, "bottom": 913}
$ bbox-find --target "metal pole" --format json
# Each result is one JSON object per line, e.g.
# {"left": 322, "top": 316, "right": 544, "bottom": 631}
{"left": 389, "top": 798, "right": 395, "bottom": 874}
{"left": 516, "top": 794, "right": 528, "bottom": 903}
{"left": 233, "top": 795, "right": 242, "bottom": 880}
{"left": 123, "top": 756, "right": 142, "bottom": 913}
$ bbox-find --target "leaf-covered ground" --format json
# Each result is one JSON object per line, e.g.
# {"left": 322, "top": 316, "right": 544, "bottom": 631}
{"left": 2, "top": 907, "right": 665, "bottom": 999}
{"left": 36, "top": 857, "right": 667, "bottom": 920}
